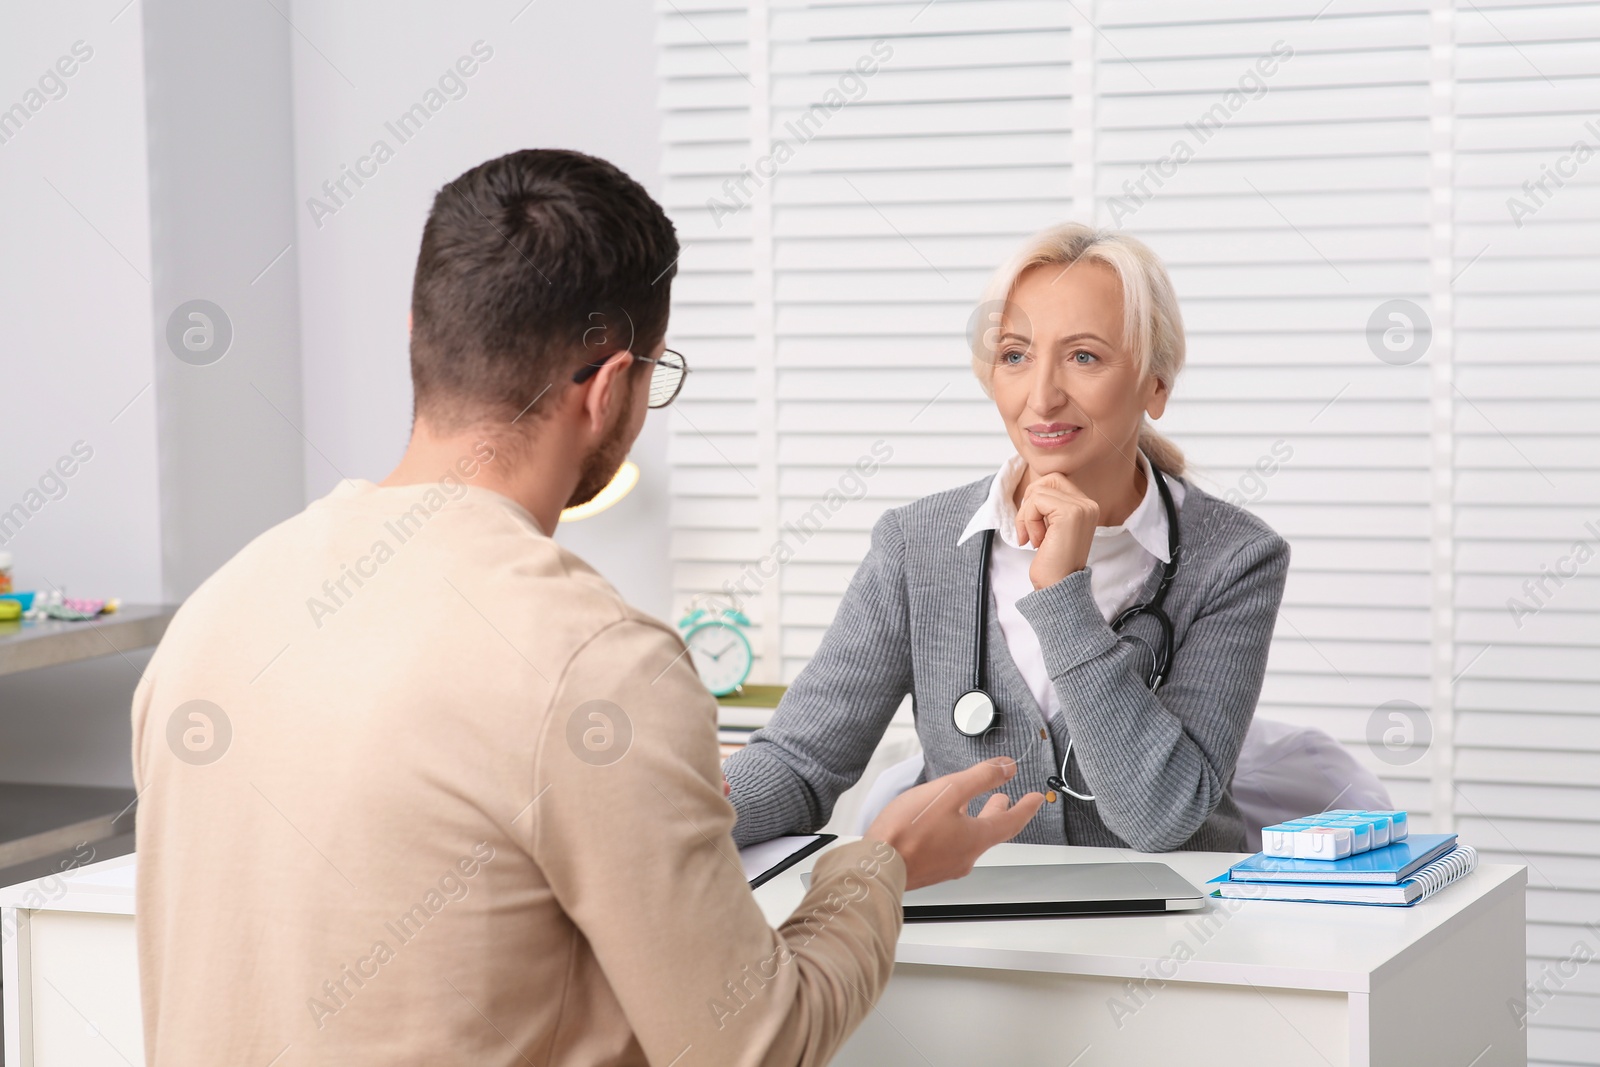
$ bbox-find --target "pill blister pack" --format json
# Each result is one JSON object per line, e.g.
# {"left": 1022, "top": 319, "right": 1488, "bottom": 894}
{"left": 1259, "top": 810, "right": 1410, "bottom": 860}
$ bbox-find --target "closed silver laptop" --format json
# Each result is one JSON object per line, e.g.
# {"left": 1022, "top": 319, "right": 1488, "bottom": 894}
{"left": 897, "top": 862, "right": 1205, "bottom": 920}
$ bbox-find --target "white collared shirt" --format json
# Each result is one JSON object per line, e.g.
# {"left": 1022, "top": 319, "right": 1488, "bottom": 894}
{"left": 956, "top": 451, "right": 1186, "bottom": 720}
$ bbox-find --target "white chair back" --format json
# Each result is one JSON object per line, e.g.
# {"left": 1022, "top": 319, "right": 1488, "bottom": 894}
{"left": 1231, "top": 718, "right": 1392, "bottom": 851}
{"left": 853, "top": 750, "right": 927, "bottom": 836}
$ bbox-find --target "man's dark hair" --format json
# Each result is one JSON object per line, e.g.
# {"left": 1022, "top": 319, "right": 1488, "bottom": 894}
{"left": 409, "top": 149, "right": 679, "bottom": 429}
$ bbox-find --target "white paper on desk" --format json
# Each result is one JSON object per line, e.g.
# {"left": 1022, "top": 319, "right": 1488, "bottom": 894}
{"left": 739, "top": 835, "right": 825, "bottom": 885}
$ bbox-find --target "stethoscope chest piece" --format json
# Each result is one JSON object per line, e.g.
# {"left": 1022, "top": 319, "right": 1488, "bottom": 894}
{"left": 952, "top": 689, "right": 997, "bottom": 737}
{"left": 951, "top": 527, "right": 1001, "bottom": 738}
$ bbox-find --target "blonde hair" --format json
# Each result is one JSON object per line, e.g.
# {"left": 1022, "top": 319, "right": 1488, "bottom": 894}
{"left": 970, "top": 222, "right": 1187, "bottom": 478}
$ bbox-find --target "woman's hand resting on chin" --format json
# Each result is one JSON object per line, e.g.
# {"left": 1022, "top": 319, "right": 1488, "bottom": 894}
{"left": 1015, "top": 473, "right": 1100, "bottom": 590}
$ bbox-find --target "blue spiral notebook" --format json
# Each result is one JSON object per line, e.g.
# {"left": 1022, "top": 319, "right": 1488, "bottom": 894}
{"left": 1225, "top": 833, "right": 1458, "bottom": 885}
{"left": 1209, "top": 845, "right": 1477, "bottom": 906}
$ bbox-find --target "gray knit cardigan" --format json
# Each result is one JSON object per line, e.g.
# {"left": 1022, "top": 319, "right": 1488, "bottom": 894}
{"left": 725, "top": 471, "right": 1291, "bottom": 853}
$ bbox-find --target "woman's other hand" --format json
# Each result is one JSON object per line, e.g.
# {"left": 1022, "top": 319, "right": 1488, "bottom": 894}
{"left": 1016, "top": 472, "right": 1099, "bottom": 589}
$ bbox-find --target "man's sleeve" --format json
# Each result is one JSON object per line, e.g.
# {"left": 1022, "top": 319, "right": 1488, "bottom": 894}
{"left": 530, "top": 617, "right": 907, "bottom": 1067}
{"left": 724, "top": 507, "right": 915, "bottom": 846}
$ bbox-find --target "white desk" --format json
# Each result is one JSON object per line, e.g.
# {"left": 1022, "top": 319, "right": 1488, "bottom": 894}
{"left": 1, "top": 854, "right": 140, "bottom": 1067}
{"left": 753, "top": 841, "right": 1527, "bottom": 1067}
{"left": 2, "top": 845, "right": 1526, "bottom": 1067}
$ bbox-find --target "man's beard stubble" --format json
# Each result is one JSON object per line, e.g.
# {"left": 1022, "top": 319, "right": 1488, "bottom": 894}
{"left": 565, "top": 386, "right": 634, "bottom": 510}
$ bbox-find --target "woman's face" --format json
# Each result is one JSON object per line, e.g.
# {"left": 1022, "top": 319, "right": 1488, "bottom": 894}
{"left": 990, "top": 260, "right": 1167, "bottom": 485}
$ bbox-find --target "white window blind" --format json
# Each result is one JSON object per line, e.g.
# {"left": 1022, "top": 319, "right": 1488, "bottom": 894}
{"left": 1452, "top": 2, "right": 1600, "bottom": 1058}
{"left": 656, "top": 3, "right": 1600, "bottom": 1059}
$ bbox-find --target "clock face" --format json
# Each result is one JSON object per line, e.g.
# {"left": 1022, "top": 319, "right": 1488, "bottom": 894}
{"left": 684, "top": 621, "right": 753, "bottom": 696}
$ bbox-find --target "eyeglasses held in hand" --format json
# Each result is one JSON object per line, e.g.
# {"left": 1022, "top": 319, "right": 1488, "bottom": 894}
{"left": 571, "top": 348, "right": 689, "bottom": 409}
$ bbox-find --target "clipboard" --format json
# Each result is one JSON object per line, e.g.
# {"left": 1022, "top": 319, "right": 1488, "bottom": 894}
{"left": 740, "top": 834, "right": 836, "bottom": 889}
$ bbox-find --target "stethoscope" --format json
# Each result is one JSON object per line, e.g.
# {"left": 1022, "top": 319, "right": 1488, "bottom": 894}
{"left": 951, "top": 461, "right": 1181, "bottom": 803}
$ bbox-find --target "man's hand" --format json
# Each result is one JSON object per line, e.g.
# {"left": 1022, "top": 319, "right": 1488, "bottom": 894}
{"left": 1015, "top": 473, "right": 1098, "bottom": 590}
{"left": 865, "top": 757, "right": 1046, "bottom": 891}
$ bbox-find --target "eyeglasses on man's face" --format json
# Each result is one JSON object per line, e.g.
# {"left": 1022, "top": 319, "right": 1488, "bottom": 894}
{"left": 570, "top": 348, "right": 689, "bottom": 409}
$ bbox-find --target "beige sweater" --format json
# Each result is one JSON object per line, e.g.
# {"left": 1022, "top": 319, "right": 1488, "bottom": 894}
{"left": 132, "top": 476, "right": 905, "bottom": 1066}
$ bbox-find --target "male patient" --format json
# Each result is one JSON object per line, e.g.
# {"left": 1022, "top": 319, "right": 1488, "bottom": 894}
{"left": 132, "top": 148, "right": 1043, "bottom": 1066}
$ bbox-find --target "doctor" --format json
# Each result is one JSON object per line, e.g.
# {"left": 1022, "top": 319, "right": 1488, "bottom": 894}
{"left": 727, "top": 222, "right": 1291, "bottom": 853}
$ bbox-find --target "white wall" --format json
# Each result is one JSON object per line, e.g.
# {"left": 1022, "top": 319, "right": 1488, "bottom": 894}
{"left": 0, "top": 4, "right": 160, "bottom": 604}
{"left": 143, "top": 0, "right": 306, "bottom": 600}
{"left": 288, "top": 0, "right": 673, "bottom": 620}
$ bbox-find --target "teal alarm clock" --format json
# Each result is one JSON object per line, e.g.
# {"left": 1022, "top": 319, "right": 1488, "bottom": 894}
{"left": 677, "top": 597, "right": 754, "bottom": 697}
